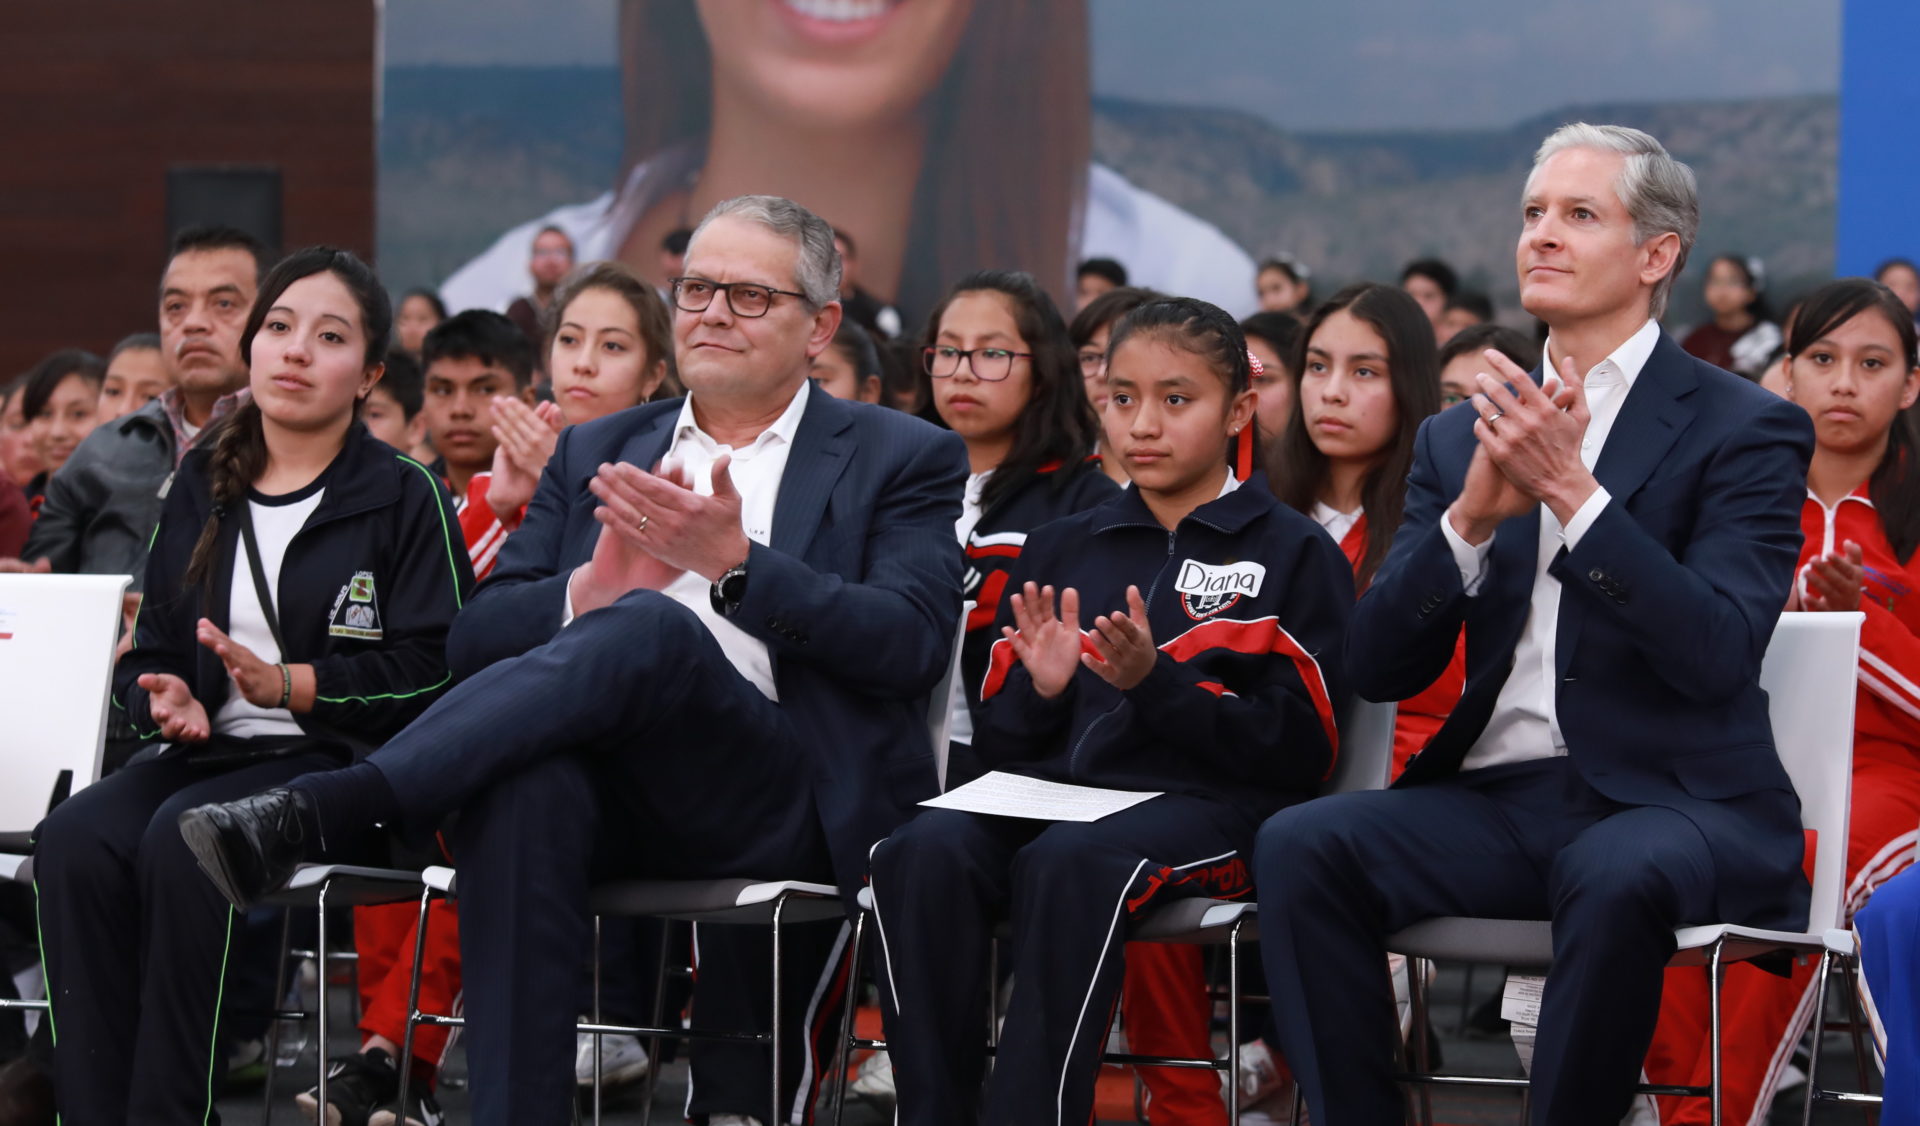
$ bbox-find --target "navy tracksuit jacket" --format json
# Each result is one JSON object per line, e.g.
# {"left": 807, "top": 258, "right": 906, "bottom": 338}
{"left": 35, "top": 422, "right": 471, "bottom": 1126}
{"left": 869, "top": 471, "right": 1354, "bottom": 1126}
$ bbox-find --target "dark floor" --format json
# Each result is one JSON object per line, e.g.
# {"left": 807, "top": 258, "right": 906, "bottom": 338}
{"left": 218, "top": 961, "right": 1882, "bottom": 1125}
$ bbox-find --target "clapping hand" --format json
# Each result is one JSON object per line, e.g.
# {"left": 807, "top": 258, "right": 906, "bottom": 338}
{"left": 1801, "top": 540, "right": 1865, "bottom": 613}
{"left": 196, "top": 618, "right": 288, "bottom": 708}
{"left": 486, "top": 397, "right": 565, "bottom": 517}
{"left": 569, "top": 460, "right": 697, "bottom": 615}
{"left": 1083, "top": 585, "right": 1158, "bottom": 691}
{"left": 1005, "top": 582, "right": 1085, "bottom": 699}
{"left": 138, "top": 672, "right": 209, "bottom": 743}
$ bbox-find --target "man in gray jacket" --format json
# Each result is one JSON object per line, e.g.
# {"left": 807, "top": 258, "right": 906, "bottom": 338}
{"left": 5, "top": 227, "right": 261, "bottom": 587}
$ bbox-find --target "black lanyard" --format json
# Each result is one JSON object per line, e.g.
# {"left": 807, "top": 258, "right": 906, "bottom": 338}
{"left": 235, "top": 500, "right": 289, "bottom": 660}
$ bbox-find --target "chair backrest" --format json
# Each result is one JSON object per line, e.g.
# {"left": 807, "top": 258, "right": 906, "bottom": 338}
{"left": 1325, "top": 697, "right": 1397, "bottom": 796}
{"left": 0, "top": 574, "right": 132, "bottom": 826}
{"left": 928, "top": 601, "right": 974, "bottom": 791}
{"left": 1759, "top": 611, "right": 1863, "bottom": 933}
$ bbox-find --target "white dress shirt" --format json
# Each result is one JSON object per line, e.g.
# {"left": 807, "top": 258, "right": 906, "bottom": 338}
{"left": 563, "top": 380, "right": 810, "bottom": 702}
{"left": 1441, "top": 318, "right": 1660, "bottom": 771}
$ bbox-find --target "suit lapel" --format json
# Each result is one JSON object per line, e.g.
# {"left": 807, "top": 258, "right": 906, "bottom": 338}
{"left": 1553, "top": 336, "right": 1696, "bottom": 677}
{"left": 770, "top": 385, "right": 856, "bottom": 555}
{"left": 1589, "top": 335, "right": 1696, "bottom": 508}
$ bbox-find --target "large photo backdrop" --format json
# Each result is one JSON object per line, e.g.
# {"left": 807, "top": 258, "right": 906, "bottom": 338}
{"left": 378, "top": 0, "right": 1839, "bottom": 328}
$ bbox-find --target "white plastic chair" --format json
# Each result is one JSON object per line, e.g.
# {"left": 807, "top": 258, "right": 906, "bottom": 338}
{"left": 0, "top": 573, "right": 131, "bottom": 880}
{"left": 1386, "top": 611, "right": 1864, "bottom": 1125}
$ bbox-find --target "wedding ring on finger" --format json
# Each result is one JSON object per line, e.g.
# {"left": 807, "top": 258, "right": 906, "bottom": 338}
{"left": 637, "top": 514, "right": 650, "bottom": 535}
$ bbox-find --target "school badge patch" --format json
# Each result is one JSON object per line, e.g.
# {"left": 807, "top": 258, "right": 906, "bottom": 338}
{"left": 1176, "top": 558, "right": 1266, "bottom": 620}
{"left": 328, "top": 570, "right": 384, "bottom": 640}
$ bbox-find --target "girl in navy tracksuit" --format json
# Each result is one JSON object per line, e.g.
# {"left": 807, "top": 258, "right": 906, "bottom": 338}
{"left": 33, "top": 248, "right": 472, "bottom": 1126}
{"left": 924, "top": 269, "right": 1120, "bottom": 786}
{"left": 869, "top": 297, "right": 1354, "bottom": 1126}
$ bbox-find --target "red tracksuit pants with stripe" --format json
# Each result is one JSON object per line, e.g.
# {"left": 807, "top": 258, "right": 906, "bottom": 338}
{"left": 355, "top": 900, "right": 463, "bottom": 1075}
{"left": 1645, "top": 753, "right": 1920, "bottom": 1125}
{"left": 869, "top": 793, "right": 1258, "bottom": 1126}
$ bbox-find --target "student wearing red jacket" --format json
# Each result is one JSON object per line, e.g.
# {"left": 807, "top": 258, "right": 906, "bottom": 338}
{"left": 1273, "top": 282, "right": 1452, "bottom": 775}
{"left": 869, "top": 297, "right": 1351, "bottom": 1126}
{"left": 1647, "top": 278, "right": 1920, "bottom": 1124}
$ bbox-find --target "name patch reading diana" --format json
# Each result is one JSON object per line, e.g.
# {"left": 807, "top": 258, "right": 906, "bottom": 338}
{"left": 1175, "top": 559, "right": 1266, "bottom": 619}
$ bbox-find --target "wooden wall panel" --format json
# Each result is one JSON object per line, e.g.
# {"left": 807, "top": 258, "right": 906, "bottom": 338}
{"left": 0, "top": 3, "right": 376, "bottom": 376}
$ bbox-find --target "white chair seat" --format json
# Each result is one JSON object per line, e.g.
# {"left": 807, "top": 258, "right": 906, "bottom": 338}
{"left": 263, "top": 863, "right": 430, "bottom": 909}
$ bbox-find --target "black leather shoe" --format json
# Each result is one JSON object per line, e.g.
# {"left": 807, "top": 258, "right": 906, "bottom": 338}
{"left": 177, "top": 788, "right": 313, "bottom": 911}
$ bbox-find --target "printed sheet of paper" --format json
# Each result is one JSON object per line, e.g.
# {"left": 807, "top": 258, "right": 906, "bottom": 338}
{"left": 919, "top": 771, "right": 1161, "bottom": 823}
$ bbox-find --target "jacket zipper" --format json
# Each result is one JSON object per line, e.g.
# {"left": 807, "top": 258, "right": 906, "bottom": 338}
{"left": 1068, "top": 524, "right": 1186, "bottom": 777}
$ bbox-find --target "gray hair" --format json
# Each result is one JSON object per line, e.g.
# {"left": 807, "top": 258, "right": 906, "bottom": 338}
{"left": 1527, "top": 123, "right": 1699, "bottom": 321}
{"left": 690, "top": 195, "right": 843, "bottom": 308}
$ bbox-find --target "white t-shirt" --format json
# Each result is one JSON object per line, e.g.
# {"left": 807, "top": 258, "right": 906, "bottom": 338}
{"left": 440, "top": 156, "right": 1257, "bottom": 320}
{"left": 214, "top": 486, "right": 326, "bottom": 739}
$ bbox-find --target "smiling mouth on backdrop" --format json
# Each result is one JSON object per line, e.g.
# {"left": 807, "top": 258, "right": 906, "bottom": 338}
{"left": 774, "top": 0, "right": 904, "bottom": 44}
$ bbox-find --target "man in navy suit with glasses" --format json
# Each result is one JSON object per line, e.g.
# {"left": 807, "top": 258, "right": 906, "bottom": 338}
{"left": 182, "top": 195, "right": 967, "bottom": 1126}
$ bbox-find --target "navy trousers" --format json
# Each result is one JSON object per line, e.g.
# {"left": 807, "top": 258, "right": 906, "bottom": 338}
{"left": 869, "top": 793, "right": 1260, "bottom": 1126}
{"left": 1255, "top": 758, "right": 1720, "bottom": 1126}
{"left": 363, "top": 592, "right": 841, "bottom": 1126}
{"left": 34, "top": 746, "right": 347, "bottom": 1126}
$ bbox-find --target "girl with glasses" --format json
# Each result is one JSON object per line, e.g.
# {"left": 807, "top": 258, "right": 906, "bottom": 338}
{"left": 869, "top": 296, "right": 1350, "bottom": 1126}
{"left": 1070, "top": 286, "right": 1161, "bottom": 487}
{"left": 922, "top": 269, "right": 1117, "bottom": 790}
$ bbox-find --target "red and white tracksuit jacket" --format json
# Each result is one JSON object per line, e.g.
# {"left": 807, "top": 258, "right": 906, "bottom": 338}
{"left": 1331, "top": 514, "right": 1467, "bottom": 779}
{"left": 1647, "top": 484, "right": 1920, "bottom": 1125}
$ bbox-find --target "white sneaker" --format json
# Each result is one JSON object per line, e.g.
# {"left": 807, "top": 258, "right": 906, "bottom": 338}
{"left": 1231, "top": 1039, "right": 1300, "bottom": 1126}
{"left": 848, "top": 1050, "right": 896, "bottom": 1103}
{"left": 1234, "top": 1038, "right": 1287, "bottom": 1103}
{"left": 572, "top": 1024, "right": 650, "bottom": 1087}
{"left": 709, "top": 1116, "right": 762, "bottom": 1126}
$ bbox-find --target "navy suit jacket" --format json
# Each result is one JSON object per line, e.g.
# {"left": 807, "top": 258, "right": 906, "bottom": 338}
{"left": 444, "top": 383, "right": 969, "bottom": 899}
{"left": 1349, "top": 334, "right": 1816, "bottom": 930}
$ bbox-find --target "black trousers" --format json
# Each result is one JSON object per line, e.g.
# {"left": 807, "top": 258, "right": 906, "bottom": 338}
{"left": 1255, "top": 758, "right": 1721, "bottom": 1126}
{"left": 359, "top": 592, "right": 844, "bottom": 1125}
{"left": 868, "top": 794, "right": 1260, "bottom": 1126}
{"left": 33, "top": 744, "right": 347, "bottom": 1126}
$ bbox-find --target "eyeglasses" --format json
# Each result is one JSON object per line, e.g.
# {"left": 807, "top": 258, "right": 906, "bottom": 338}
{"left": 671, "top": 277, "right": 810, "bottom": 319}
{"left": 923, "top": 345, "right": 1032, "bottom": 382}
{"left": 1077, "top": 350, "right": 1108, "bottom": 377}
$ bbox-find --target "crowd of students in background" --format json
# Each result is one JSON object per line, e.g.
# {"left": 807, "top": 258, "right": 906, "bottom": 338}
{"left": 6, "top": 172, "right": 1920, "bottom": 1126}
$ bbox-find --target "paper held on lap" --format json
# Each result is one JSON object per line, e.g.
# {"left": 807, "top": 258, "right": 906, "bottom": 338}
{"left": 919, "top": 771, "right": 1162, "bottom": 822}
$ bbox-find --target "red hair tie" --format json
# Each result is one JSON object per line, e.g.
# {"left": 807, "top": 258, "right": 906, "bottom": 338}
{"left": 1236, "top": 351, "right": 1261, "bottom": 480}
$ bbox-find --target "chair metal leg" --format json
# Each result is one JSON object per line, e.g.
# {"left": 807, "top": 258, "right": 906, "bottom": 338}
{"left": 640, "top": 921, "right": 672, "bottom": 1126}
{"left": 262, "top": 907, "right": 294, "bottom": 1126}
{"left": 1227, "top": 919, "right": 1243, "bottom": 1125}
{"left": 395, "top": 886, "right": 434, "bottom": 1126}
{"left": 592, "top": 915, "right": 605, "bottom": 1126}
{"left": 1410, "top": 958, "right": 1433, "bottom": 1126}
{"left": 986, "top": 937, "right": 1000, "bottom": 1078}
{"left": 1841, "top": 955, "right": 1879, "bottom": 1126}
{"left": 1801, "top": 951, "right": 1833, "bottom": 1126}
{"left": 317, "top": 883, "right": 333, "bottom": 1122}
{"left": 1710, "top": 938, "right": 1725, "bottom": 1126}
{"left": 771, "top": 894, "right": 788, "bottom": 1126}
{"left": 829, "top": 909, "right": 867, "bottom": 1126}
